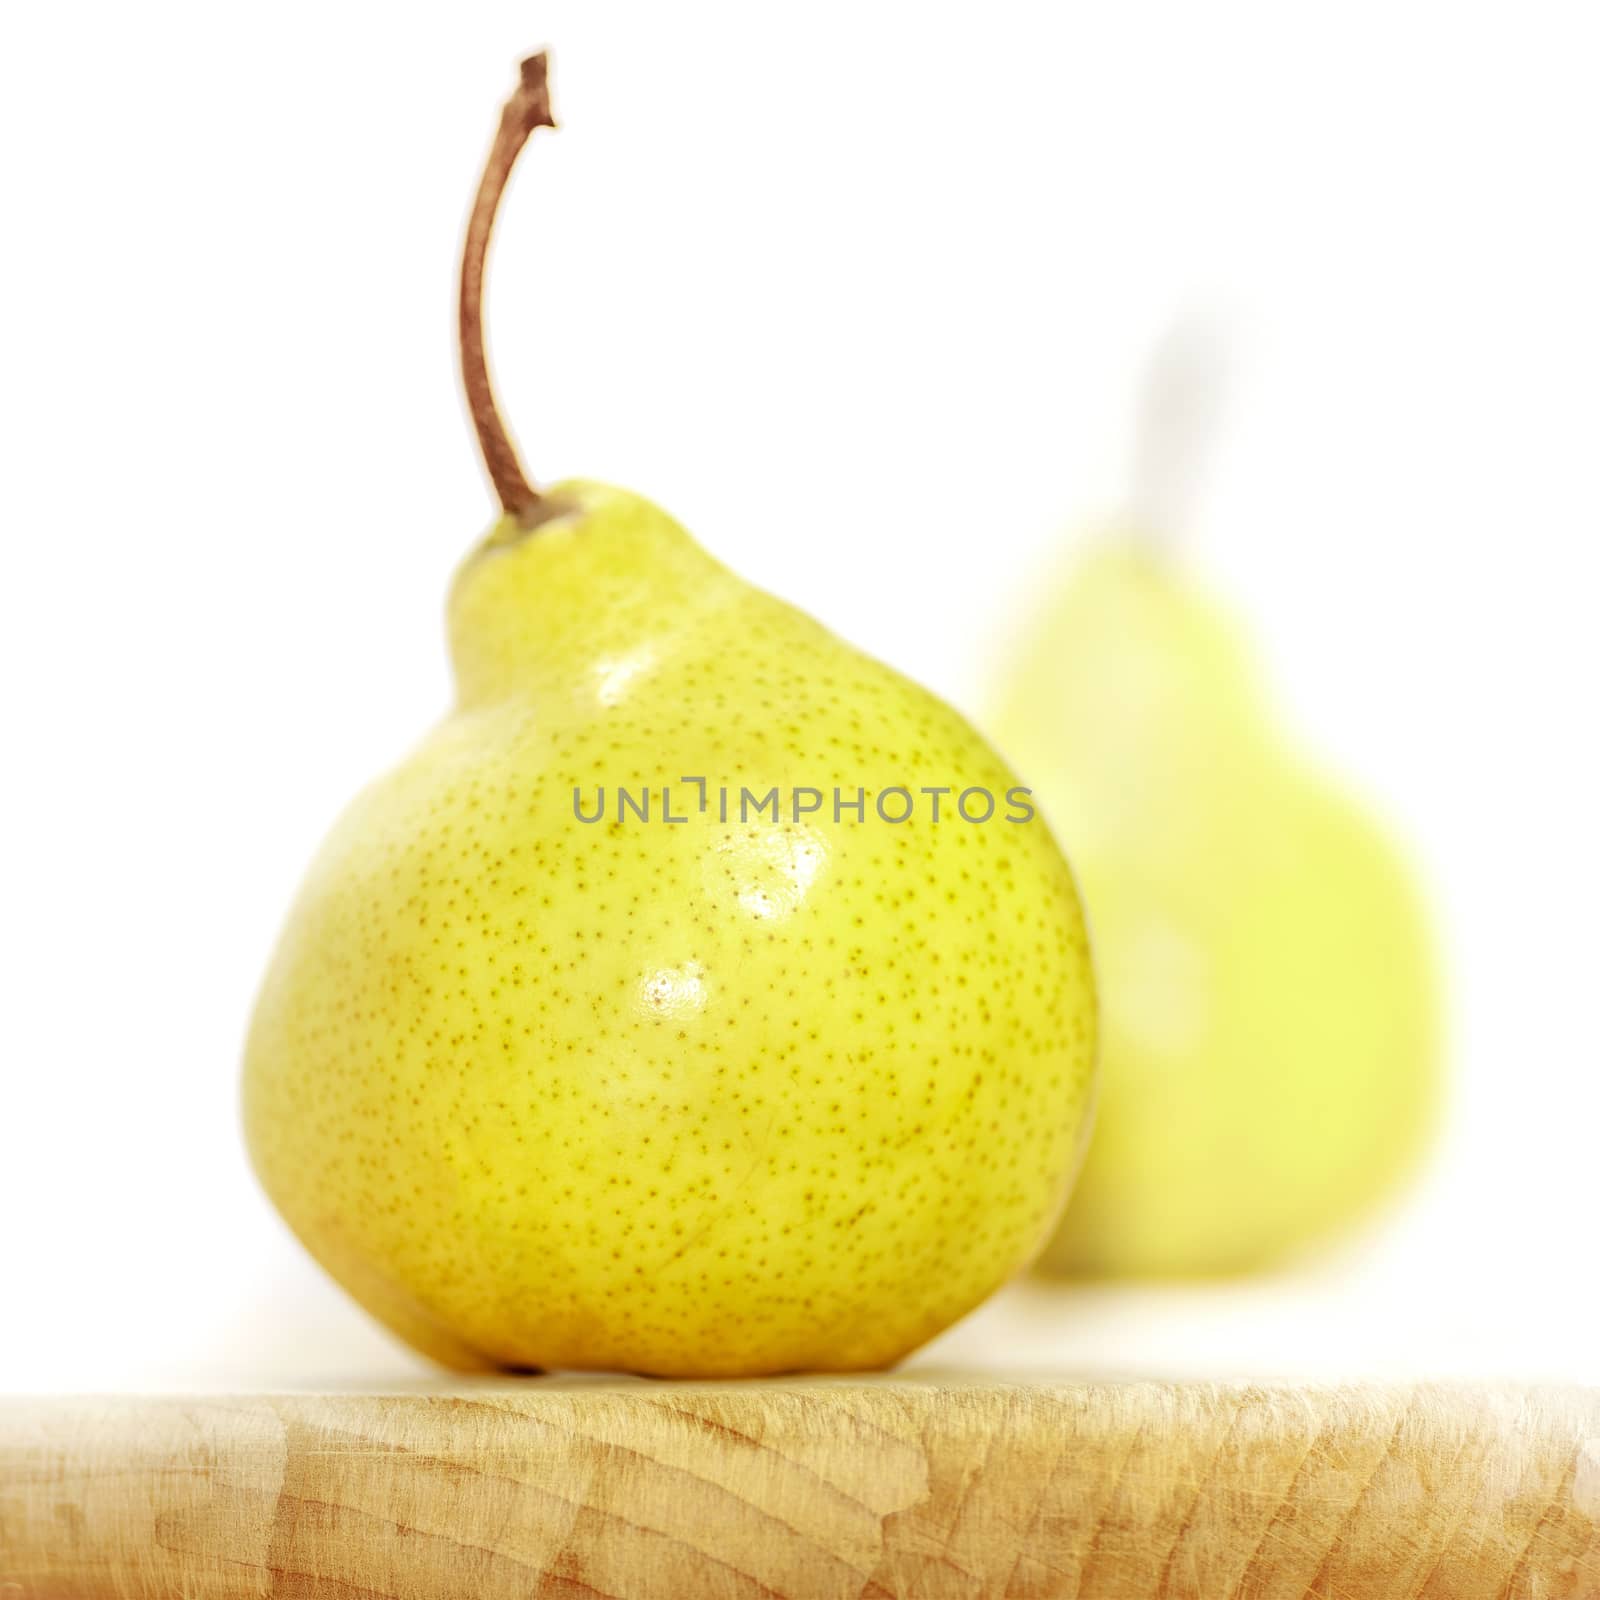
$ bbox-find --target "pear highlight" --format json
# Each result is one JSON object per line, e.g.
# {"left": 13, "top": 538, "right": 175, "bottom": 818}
{"left": 242, "top": 55, "right": 1097, "bottom": 1376}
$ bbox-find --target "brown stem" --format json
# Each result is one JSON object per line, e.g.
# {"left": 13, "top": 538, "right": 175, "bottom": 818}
{"left": 459, "top": 53, "right": 555, "bottom": 520}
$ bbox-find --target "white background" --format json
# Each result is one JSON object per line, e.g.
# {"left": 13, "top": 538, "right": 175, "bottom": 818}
{"left": 1, "top": 1, "right": 1596, "bottom": 1390}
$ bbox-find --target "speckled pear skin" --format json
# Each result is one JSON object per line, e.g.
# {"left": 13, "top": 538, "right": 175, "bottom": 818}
{"left": 993, "top": 543, "right": 1437, "bottom": 1278}
{"left": 243, "top": 482, "right": 1097, "bottom": 1377}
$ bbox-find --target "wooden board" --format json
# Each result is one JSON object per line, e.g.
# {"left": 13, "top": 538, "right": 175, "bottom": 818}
{"left": 2, "top": 1379, "right": 1598, "bottom": 1598}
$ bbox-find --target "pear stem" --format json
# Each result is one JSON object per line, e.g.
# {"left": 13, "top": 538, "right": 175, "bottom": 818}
{"left": 1125, "top": 312, "right": 1228, "bottom": 550}
{"left": 459, "top": 53, "right": 555, "bottom": 521}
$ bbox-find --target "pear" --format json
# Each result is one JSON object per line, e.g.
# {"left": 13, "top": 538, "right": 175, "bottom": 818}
{"left": 993, "top": 331, "right": 1438, "bottom": 1278}
{"left": 242, "top": 54, "right": 1097, "bottom": 1377}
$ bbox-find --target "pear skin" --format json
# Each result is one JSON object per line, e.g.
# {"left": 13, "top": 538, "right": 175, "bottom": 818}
{"left": 245, "top": 482, "right": 1097, "bottom": 1374}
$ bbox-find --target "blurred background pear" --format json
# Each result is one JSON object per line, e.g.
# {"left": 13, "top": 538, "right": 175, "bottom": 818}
{"left": 992, "top": 321, "right": 1440, "bottom": 1278}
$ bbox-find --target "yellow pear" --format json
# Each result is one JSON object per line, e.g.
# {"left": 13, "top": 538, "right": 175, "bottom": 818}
{"left": 242, "top": 55, "right": 1097, "bottom": 1376}
{"left": 994, "top": 333, "right": 1438, "bottom": 1278}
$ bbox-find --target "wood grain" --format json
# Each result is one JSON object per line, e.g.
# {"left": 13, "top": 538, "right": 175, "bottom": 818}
{"left": 2, "top": 1380, "right": 1598, "bottom": 1598}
